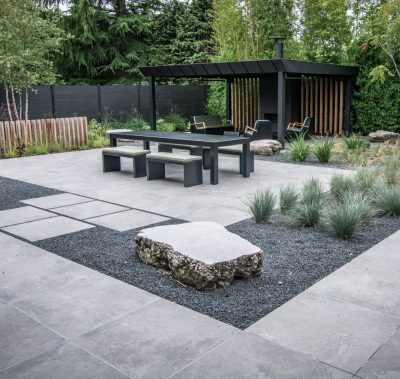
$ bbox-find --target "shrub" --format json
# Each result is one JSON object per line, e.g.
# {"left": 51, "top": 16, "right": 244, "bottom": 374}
{"left": 206, "top": 81, "right": 226, "bottom": 119}
{"left": 330, "top": 173, "right": 356, "bottom": 200}
{"left": 125, "top": 116, "right": 150, "bottom": 131}
{"left": 313, "top": 136, "right": 335, "bottom": 163}
{"left": 290, "top": 178, "right": 325, "bottom": 227}
{"left": 246, "top": 189, "right": 276, "bottom": 223}
{"left": 165, "top": 113, "right": 187, "bottom": 131}
{"left": 289, "top": 134, "right": 311, "bottom": 162}
{"left": 156, "top": 119, "right": 175, "bottom": 132}
{"left": 372, "top": 183, "right": 400, "bottom": 216}
{"left": 325, "top": 201, "right": 362, "bottom": 239}
{"left": 345, "top": 134, "right": 370, "bottom": 150}
{"left": 87, "top": 119, "right": 108, "bottom": 148}
{"left": 279, "top": 185, "right": 299, "bottom": 214}
{"left": 383, "top": 155, "right": 400, "bottom": 186}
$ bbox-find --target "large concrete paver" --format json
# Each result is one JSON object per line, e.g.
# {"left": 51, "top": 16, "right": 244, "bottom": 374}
{"left": 72, "top": 299, "right": 238, "bottom": 379}
{"left": 357, "top": 327, "right": 400, "bottom": 379}
{"left": 170, "top": 332, "right": 352, "bottom": 379}
{"left": 0, "top": 302, "right": 65, "bottom": 372}
{"left": 0, "top": 343, "right": 129, "bottom": 379}
{"left": 21, "top": 193, "right": 92, "bottom": 209}
{"left": 247, "top": 291, "right": 399, "bottom": 374}
{"left": 0, "top": 206, "right": 55, "bottom": 227}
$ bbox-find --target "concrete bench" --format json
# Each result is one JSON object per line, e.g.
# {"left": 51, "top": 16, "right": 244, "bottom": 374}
{"left": 158, "top": 143, "right": 203, "bottom": 157}
{"left": 146, "top": 152, "right": 203, "bottom": 187}
{"left": 102, "top": 146, "right": 150, "bottom": 178}
{"left": 203, "top": 145, "right": 254, "bottom": 174}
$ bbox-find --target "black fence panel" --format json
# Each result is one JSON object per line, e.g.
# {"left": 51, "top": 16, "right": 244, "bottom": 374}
{"left": 0, "top": 84, "right": 208, "bottom": 122}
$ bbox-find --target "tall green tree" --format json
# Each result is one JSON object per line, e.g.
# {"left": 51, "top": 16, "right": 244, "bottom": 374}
{"left": 301, "top": 0, "right": 351, "bottom": 63}
{"left": 0, "top": 0, "right": 63, "bottom": 120}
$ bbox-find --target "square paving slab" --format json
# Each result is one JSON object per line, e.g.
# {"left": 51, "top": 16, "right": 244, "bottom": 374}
{"left": 86, "top": 209, "right": 170, "bottom": 231}
{"left": 0, "top": 206, "right": 55, "bottom": 227}
{"left": 170, "top": 332, "right": 352, "bottom": 379}
{"left": 0, "top": 343, "right": 129, "bottom": 379}
{"left": 21, "top": 193, "right": 92, "bottom": 209}
{"left": 1, "top": 216, "right": 95, "bottom": 241}
{"left": 72, "top": 299, "right": 238, "bottom": 379}
{"left": 0, "top": 302, "right": 65, "bottom": 372}
{"left": 52, "top": 200, "right": 128, "bottom": 220}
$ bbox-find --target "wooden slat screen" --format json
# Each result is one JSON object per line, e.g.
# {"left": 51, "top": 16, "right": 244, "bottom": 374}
{"left": 0, "top": 116, "right": 88, "bottom": 153}
{"left": 300, "top": 77, "right": 345, "bottom": 135}
{"left": 231, "top": 78, "right": 260, "bottom": 131}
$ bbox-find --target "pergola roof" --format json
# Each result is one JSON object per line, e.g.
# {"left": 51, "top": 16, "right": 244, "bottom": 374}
{"left": 139, "top": 59, "right": 358, "bottom": 78}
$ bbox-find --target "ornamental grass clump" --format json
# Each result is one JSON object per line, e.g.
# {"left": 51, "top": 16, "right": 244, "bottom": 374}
{"left": 247, "top": 189, "right": 276, "bottom": 223}
{"left": 383, "top": 155, "right": 400, "bottom": 186}
{"left": 345, "top": 134, "right": 370, "bottom": 150}
{"left": 330, "top": 173, "right": 356, "bottom": 201}
{"left": 279, "top": 185, "right": 299, "bottom": 214}
{"left": 289, "top": 134, "right": 311, "bottom": 162}
{"left": 341, "top": 191, "right": 375, "bottom": 226}
{"left": 354, "top": 166, "right": 378, "bottom": 195}
{"left": 313, "top": 136, "right": 335, "bottom": 163}
{"left": 371, "top": 183, "right": 400, "bottom": 216}
{"left": 290, "top": 178, "right": 325, "bottom": 227}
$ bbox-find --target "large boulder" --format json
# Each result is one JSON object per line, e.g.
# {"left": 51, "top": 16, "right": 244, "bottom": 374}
{"left": 135, "top": 222, "right": 263, "bottom": 290}
{"left": 368, "top": 130, "right": 400, "bottom": 143}
{"left": 251, "top": 139, "right": 282, "bottom": 156}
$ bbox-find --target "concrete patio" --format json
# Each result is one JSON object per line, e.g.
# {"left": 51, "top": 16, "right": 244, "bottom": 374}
{"left": 0, "top": 148, "right": 399, "bottom": 378}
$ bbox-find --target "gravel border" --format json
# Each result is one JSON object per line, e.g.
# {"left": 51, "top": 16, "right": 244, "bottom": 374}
{"left": 2, "top": 176, "right": 399, "bottom": 328}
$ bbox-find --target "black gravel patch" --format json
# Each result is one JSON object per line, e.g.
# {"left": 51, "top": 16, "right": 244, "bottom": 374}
{"left": 34, "top": 212, "right": 400, "bottom": 329}
{"left": 255, "top": 151, "right": 355, "bottom": 170}
{"left": 0, "top": 176, "right": 63, "bottom": 211}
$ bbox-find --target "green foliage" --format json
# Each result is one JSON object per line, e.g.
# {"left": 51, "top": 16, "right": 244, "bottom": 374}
{"left": 87, "top": 119, "right": 108, "bottom": 148}
{"left": 383, "top": 154, "right": 400, "bottom": 185}
{"left": 371, "top": 182, "right": 400, "bottom": 216}
{"left": 325, "top": 200, "right": 362, "bottom": 239}
{"left": 341, "top": 191, "right": 375, "bottom": 226}
{"left": 354, "top": 166, "right": 378, "bottom": 194}
{"left": 345, "top": 134, "right": 370, "bottom": 149}
{"left": 330, "top": 173, "right": 356, "bottom": 200}
{"left": 206, "top": 82, "right": 226, "bottom": 119}
{"left": 124, "top": 116, "right": 150, "bottom": 131}
{"left": 290, "top": 178, "right": 325, "bottom": 227}
{"left": 246, "top": 188, "right": 276, "bottom": 224}
{"left": 164, "top": 113, "right": 188, "bottom": 132}
{"left": 279, "top": 185, "right": 299, "bottom": 214}
{"left": 313, "top": 136, "right": 335, "bottom": 163}
{"left": 156, "top": 119, "right": 175, "bottom": 132}
{"left": 289, "top": 134, "right": 311, "bottom": 162}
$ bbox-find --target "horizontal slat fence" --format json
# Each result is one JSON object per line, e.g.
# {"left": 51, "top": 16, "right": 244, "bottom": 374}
{"left": 0, "top": 117, "right": 87, "bottom": 153}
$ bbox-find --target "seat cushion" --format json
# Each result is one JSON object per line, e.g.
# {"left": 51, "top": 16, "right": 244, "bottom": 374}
{"left": 147, "top": 152, "right": 202, "bottom": 163}
{"left": 103, "top": 146, "right": 150, "bottom": 157}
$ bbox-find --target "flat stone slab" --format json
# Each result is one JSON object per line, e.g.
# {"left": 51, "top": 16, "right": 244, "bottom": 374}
{"left": 2, "top": 216, "right": 94, "bottom": 242}
{"left": 22, "top": 194, "right": 92, "bottom": 209}
{"left": 52, "top": 200, "right": 128, "bottom": 220}
{"left": 87, "top": 209, "right": 169, "bottom": 231}
{"left": 135, "top": 222, "right": 263, "bottom": 290}
{"left": 0, "top": 206, "right": 55, "bottom": 227}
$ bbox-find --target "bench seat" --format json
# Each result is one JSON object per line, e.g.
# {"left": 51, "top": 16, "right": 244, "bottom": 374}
{"left": 102, "top": 146, "right": 150, "bottom": 178}
{"left": 158, "top": 143, "right": 202, "bottom": 156}
{"left": 146, "top": 152, "right": 203, "bottom": 187}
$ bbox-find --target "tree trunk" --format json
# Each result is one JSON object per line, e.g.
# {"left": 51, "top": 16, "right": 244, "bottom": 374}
{"left": 18, "top": 91, "right": 22, "bottom": 121}
{"left": 25, "top": 88, "right": 29, "bottom": 121}
{"left": 4, "top": 84, "right": 13, "bottom": 121}
{"left": 10, "top": 86, "right": 19, "bottom": 121}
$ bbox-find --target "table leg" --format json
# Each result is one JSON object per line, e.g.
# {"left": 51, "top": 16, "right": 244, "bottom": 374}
{"left": 242, "top": 142, "right": 250, "bottom": 178}
{"left": 143, "top": 140, "right": 150, "bottom": 150}
{"left": 110, "top": 136, "right": 117, "bottom": 147}
{"left": 210, "top": 145, "right": 219, "bottom": 185}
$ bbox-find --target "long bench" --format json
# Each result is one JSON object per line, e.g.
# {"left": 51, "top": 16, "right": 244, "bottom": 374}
{"left": 158, "top": 143, "right": 203, "bottom": 157}
{"left": 102, "top": 146, "right": 150, "bottom": 178}
{"left": 146, "top": 152, "right": 203, "bottom": 187}
{"left": 203, "top": 145, "right": 254, "bottom": 174}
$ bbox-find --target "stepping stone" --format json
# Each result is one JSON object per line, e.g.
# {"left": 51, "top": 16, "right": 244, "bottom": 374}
{"left": 0, "top": 206, "right": 55, "bottom": 228}
{"left": 21, "top": 194, "right": 92, "bottom": 209}
{"left": 87, "top": 209, "right": 169, "bottom": 232}
{"left": 2, "top": 216, "right": 94, "bottom": 242}
{"left": 52, "top": 200, "right": 128, "bottom": 220}
{"left": 135, "top": 222, "right": 263, "bottom": 290}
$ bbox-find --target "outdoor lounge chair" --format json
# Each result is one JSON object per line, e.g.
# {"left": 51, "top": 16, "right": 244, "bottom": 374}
{"left": 286, "top": 117, "right": 312, "bottom": 139}
{"left": 191, "top": 115, "right": 234, "bottom": 135}
{"left": 223, "top": 120, "right": 272, "bottom": 141}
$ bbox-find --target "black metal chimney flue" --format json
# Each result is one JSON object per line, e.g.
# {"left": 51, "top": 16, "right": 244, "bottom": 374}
{"left": 272, "top": 36, "right": 286, "bottom": 59}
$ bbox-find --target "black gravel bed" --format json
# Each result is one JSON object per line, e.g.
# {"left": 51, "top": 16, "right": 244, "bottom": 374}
{"left": 255, "top": 152, "right": 356, "bottom": 170}
{"left": 34, "top": 213, "right": 400, "bottom": 329}
{"left": 0, "top": 176, "right": 63, "bottom": 211}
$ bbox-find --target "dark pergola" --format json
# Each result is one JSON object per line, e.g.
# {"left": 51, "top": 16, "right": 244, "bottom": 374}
{"left": 139, "top": 58, "right": 358, "bottom": 145}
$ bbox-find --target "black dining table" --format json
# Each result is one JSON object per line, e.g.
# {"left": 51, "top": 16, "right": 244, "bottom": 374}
{"left": 108, "top": 130, "right": 251, "bottom": 185}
